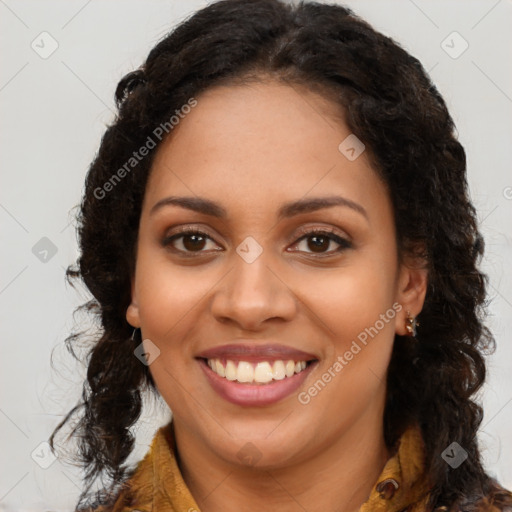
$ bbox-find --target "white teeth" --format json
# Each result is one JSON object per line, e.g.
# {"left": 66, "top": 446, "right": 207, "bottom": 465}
{"left": 272, "top": 360, "right": 286, "bottom": 380}
{"left": 206, "top": 358, "right": 310, "bottom": 384}
{"left": 254, "top": 362, "right": 273, "bottom": 383}
{"left": 215, "top": 359, "right": 225, "bottom": 378}
{"left": 237, "top": 361, "right": 254, "bottom": 383}
{"left": 225, "top": 360, "right": 237, "bottom": 381}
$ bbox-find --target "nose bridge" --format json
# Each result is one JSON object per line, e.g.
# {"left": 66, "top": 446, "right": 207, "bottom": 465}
{"left": 210, "top": 239, "right": 296, "bottom": 327}
{"left": 232, "top": 248, "right": 276, "bottom": 298}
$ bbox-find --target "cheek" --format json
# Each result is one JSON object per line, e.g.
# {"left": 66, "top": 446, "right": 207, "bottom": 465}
{"left": 133, "top": 253, "right": 211, "bottom": 404}
{"left": 134, "top": 245, "right": 211, "bottom": 338}
{"left": 299, "top": 253, "right": 398, "bottom": 342}
{"left": 130, "top": 229, "right": 211, "bottom": 408}
{"left": 297, "top": 266, "right": 398, "bottom": 422}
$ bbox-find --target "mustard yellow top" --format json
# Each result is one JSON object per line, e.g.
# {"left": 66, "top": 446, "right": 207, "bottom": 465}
{"left": 87, "top": 422, "right": 504, "bottom": 512}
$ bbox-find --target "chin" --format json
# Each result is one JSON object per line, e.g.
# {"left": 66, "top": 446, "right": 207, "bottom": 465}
{"left": 204, "top": 416, "right": 315, "bottom": 469}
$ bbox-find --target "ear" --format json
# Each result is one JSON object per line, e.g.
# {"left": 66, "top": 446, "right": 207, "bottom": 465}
{"left": 126, "top": 279, "right": 141, "bottom": 329}
{"left": 394, "top": 261, "right": 428, "bottom": 336}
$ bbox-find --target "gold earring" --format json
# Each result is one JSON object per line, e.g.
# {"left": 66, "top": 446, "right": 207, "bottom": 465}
{"left": 405, "top": 311, "right": 419, "bottom": 337}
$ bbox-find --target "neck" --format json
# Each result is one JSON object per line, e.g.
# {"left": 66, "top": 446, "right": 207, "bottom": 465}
{"left": 173, "top": 409, "right": 391, "bottom": 512}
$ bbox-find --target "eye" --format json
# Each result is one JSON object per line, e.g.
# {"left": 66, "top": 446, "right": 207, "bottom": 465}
{"left": 162, "top": 228, "right": 220, "bottom": 255}
{"left": 290, "top": 228, "right": 352, "bottom": 255}
{"left": 162, "top": 227, "right": 352, "bottom": 257}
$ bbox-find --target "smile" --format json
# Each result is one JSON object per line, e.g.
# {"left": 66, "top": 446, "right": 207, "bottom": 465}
{"left": 206, "top": 358, "right": 308, "bottom": 384}
{"left": 196, "top": 343, "right": 318, "bottom": 406}
{"left": 198, "top": 357, "right": 317, "bottom": 407}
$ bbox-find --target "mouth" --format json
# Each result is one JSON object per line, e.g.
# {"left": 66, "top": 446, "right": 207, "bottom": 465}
{"left": 196, "top": 343, "right": 318, "bottom": 406}
{"left": 204, "top": 358, "right": 310, "bottom": 384}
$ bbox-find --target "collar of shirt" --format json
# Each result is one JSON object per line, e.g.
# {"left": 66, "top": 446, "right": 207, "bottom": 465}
{"left": 103, "top": 421, "right": 432, "bottom": 512}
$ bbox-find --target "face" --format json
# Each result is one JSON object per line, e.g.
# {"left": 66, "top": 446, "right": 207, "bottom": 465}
{"left": 127, "top": 80, "right": 426, "bottom": 469}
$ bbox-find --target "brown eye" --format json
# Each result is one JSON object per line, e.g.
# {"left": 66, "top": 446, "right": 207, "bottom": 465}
{"left": 305, "top": 233, "right": 331, "bottom": 253}
{"left": 181, "top": 233, "right": 207, "bottom": 252}
{"left": 293, "top": 230, "right": 352, "bottom": 255}
{"left": 162, "top": 229, "right": 218, "bottom": 254}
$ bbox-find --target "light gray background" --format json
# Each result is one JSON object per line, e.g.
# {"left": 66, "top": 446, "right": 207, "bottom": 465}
{"left": 1, "top": 0, "right": 511, "bottom": 510}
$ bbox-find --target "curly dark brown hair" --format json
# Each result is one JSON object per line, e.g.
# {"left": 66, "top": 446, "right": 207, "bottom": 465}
{"left": 50, "top": 0, "right": 512, "bottom": 510}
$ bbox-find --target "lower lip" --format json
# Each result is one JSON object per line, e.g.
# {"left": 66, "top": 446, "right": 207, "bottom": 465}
{"left": 198, "top": 359, "right": 316, "bottom": 407}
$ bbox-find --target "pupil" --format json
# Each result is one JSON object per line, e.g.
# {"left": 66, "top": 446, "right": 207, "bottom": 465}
{"left": 184, "top": 234, "right": 205, "bottom": 251}
{"left": 309, "top": 235, "right": 328, "bottom": 252}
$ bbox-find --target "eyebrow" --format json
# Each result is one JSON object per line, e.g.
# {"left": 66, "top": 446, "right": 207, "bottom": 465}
{"left": 149, "top": 195, "right": 368, "bottom": 220}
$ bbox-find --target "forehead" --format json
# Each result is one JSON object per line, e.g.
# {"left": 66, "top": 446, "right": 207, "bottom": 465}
{"left": 144, "top": 81, "right": 388, "bottom": 222}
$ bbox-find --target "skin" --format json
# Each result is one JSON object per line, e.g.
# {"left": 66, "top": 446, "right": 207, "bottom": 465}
{"left": 126, "top": 80, "right": 427, "bottom": 512}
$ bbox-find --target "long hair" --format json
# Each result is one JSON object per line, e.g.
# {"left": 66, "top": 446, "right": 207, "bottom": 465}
{"left": 50, "top": 1, "right": 512, "bottom": 510}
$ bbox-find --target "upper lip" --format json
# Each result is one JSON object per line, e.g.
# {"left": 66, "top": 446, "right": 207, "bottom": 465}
{"left": 196, "top": 343, "right": 318, "bottom": 362}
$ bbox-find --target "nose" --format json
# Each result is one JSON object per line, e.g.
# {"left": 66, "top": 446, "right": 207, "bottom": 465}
{"left": 210, "top": 249, "right": 297, "bottom": 331}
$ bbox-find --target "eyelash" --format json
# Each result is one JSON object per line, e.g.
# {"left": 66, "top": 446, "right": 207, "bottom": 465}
{"left": 161, "top": 226, "right": 352, "bottom": 257}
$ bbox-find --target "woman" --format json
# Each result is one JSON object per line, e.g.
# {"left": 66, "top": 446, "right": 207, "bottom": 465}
{"left": 50, "top": 0, "right": 512, "bottom": 510}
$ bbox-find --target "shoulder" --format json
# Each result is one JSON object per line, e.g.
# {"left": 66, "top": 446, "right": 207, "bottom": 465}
{"left": 475, "top": 480, "right": 512, "bottom": 512}
{"left": 442, "top": 481, "right": 512, "bottom": 512}
{"left": 77, "top": 425, "right": 171, "bottom": 512}
{"left": 75, "top": 479, "right": 142, "bottom": 512}
{"left": 484, "top": 483, "right": 512, "bottom": 512}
